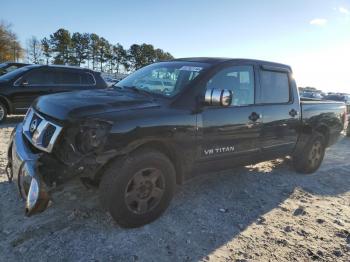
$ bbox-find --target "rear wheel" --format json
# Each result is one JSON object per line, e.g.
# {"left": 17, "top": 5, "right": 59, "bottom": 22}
{"left": 99, "top": 149, "right": 176, "bottom": 228}
{"left": 293, "top": 132, "right": 326, "bottom": 174}
{"left": 0, "top": 102, "right": 7, "bottom": 124}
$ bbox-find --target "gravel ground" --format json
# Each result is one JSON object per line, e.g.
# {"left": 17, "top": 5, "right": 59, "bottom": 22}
{"left": 0, "top": 116, "right": 349, "bottom": 262}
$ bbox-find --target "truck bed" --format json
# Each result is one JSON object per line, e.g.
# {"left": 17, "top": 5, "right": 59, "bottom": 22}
{"left": 301, "top": 100, "right": 346, "bottom": 146}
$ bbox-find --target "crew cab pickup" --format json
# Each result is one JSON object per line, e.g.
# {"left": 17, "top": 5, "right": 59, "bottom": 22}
{"left": 7, "top": 58, "right": 348, "bottom": 228}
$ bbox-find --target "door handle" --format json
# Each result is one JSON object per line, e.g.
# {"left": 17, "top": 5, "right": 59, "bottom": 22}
{"left": 249, "top": 112, "right": 262, "bottom": 122}
{"left": 289, "top": 109, "right": 298, "bottom": 117}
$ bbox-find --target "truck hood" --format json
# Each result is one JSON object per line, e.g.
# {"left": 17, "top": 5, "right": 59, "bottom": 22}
{"left": 33, "top": 89, "right": 161, "bottom": 121}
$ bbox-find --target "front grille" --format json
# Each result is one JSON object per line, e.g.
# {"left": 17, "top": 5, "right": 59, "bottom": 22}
{"left": 42, "top": 125, "right": 57, "bottom": 147}
{"left": 22, "top": 108, "right": 62, "bottom": 153}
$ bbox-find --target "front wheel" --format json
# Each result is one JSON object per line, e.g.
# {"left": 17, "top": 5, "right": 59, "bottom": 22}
{"left": 99, "top": 149, "right": 176, "bottom": 228}
{"left": 293, "top": 132, "right": 326, "bottom": 174}
{"left": 0, "top": 102, "right": 7, "bottom": 124}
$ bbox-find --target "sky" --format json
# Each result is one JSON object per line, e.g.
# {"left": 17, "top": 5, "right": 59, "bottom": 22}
{"left": 1, "top": 0, "right": 350, "bottom": 93}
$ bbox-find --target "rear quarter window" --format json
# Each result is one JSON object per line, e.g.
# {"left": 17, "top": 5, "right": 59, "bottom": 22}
{"left": 81, "top": 72, "right": 95, "bottom": 85}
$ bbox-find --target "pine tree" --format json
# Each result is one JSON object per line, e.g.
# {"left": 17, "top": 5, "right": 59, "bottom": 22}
{"left": 89, "top": 33, "right": 100, "bottom": 70}
{"left": 96, "top": 37, "right": 110, "bottom": 72}
{"left": 41, "top": 37, "right": 51, "bottom": 65}
{"left": 50, "top": 28, "right": 72, "bottom": 65}
{"left": 71, "top": 32, "right": 90, "bottom": 66}
{"left": 112, "top": 43, "right": 127, "bottom": 74}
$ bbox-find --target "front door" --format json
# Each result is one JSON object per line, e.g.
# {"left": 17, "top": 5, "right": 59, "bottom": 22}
{"left": 196, "top": 64, "right": 262, "bottom": 171}
{"left": 12, "top": 68, "right": 55, "bottom": 112}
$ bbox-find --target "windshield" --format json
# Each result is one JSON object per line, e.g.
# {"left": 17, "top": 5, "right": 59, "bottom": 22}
{"left": 116, "top": 61, "right": 209, "bottom": 97}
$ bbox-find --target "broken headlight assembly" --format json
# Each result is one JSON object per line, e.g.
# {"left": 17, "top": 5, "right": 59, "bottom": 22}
{"left": 75, "top": 120, "right": 112, "bottom": 154}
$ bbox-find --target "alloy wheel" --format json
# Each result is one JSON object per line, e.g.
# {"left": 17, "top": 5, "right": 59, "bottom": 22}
{"left": 124, "top": 168, "right": 165, "bottom": 214}
{"left": 0, "top": 105, "right": 4, "bottom": 121}
{"left": 308, "top": 140, "right": 322, "bottom": 169}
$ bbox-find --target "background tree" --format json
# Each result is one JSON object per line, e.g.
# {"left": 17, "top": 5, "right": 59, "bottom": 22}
{"left": 50, "top": 28, "right": 72, "bottom": 64}
{"left": 41, "top": 37, "right": 51, "bottom": 65}
{"left": 154, "top": 48, "right": 173, "bottom": 62}
{"left": 127, "top": 43, "right": 173, "bottom": 71}
{"left": 71, "top": 32, "right": 89, "bottom": 66}
{"left": 89, "top": 33, "right": 100, "bottom": 70}
{"left": 96, "top": 37, "right": 110, "bottom": 72}
{"left": 26, "top": 36, "right": 42, "bottom": 64}
{"left": 112, "top": 43, "right": 127, "bottom": 74}
{"left": 127, "top": 44, "right": 143, "bottom": 71}
{"left": 0, "top": 21, "right": 23, "bottom": 62}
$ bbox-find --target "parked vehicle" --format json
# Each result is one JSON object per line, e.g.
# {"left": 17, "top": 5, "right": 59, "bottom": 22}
{"left": 0, "top": 65, "right": 107, "bottom": 123}
{"left": 323, "top": 94, "right": 350, "bottom": 136}
{"left": 300, "top": 91, "right": 323, "bottom": 100}
{"left": 0, "top": 62, "right": 30, "bottom": 76}
{"left": 7, "top": 58, "right": 347, "bottom": 227}
{"left": 101, "top": 73, "right": 128, "bottom": 87}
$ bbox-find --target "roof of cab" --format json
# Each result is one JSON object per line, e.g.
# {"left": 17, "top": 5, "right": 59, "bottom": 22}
{"left": 22, "top": 64, "right": 95, "bottom": 72}
{"left": 172, "top": 57, "right": 291, "bottom": 70}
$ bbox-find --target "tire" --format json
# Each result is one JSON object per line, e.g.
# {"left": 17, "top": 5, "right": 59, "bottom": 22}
{"left": 0, "top": 102, "right": 7, "bottom": 124}
{"left": 293, "top": 132, "right": 326, "bottom": 174}
{"left": 99, "top": 149, "right": 176, "bottom": 228}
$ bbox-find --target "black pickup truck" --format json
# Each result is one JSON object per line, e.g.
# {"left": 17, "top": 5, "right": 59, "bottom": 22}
{"left": 7, "top": 58, "right": 347, "bottom": 227}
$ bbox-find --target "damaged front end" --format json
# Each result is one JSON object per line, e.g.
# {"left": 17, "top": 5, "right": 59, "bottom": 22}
{"left": 8, "top": 122, "right": 51, "bottom": 216}
{"left": 7, "top": 108, "right": 116, "bottom": 216}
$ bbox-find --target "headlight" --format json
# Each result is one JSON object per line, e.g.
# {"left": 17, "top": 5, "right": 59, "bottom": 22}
{"left": 76, "top": 120, "right": 112, "bottom": 154}
{"left": 23, "top": 108, "right": 32, "bottom": 121}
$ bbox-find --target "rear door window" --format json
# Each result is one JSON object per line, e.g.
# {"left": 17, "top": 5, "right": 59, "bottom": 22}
{"left": 54, "top": 70, "right": 81, "bottom": 85}
{"left": 53, "top": 70, "right": 95, "bottom": 85}
{"left": 260, "top": 70, "right": 290, "bottom": 104}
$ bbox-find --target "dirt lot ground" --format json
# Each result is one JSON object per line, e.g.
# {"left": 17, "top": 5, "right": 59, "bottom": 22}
{"left": 0, "top": 116, "right": 349, "bottom": 262}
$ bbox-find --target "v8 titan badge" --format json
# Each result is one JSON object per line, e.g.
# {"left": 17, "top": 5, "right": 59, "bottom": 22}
{"left": 204, "top": 145, "right": 235, "bottom": 156}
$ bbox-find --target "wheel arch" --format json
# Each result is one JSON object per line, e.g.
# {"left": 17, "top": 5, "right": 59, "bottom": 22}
{"left": 0, "top": 95, "right": 12, "bottom": 114}
{"left": 96, "top": 139, "right": 185, "bottom": 185}
{"left": 135, "top": 140, "right": 184, "bottom": 184}
{"left": 130, "top": 140, "right": 184, "bottom": 184}
{"left": 314, "top": 125, "right": 330, "bottom": 146}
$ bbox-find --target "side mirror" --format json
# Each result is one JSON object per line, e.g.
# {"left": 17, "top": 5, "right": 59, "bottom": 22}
{"left": 204, "top": 88, "right": 233, "bottom": 107}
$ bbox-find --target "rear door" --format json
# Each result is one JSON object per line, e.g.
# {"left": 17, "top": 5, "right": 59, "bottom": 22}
{"left": 257, "top": 65, "right": 300, "bottom": 157}
{"left": 196, "top": 64, "right": 263, "bottom": 171}
{"left": 51, "top": 69, "right": 97, "bottom": 93}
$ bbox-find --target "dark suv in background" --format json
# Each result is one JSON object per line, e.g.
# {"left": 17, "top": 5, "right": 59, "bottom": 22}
{"left": 0, "top": 65, "right": 107, "bottom": 123}
{"left": 0, "top": 62, "right": 30, "bottom": 76}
